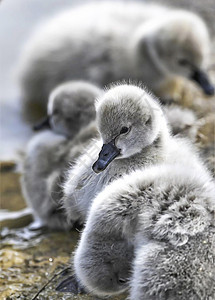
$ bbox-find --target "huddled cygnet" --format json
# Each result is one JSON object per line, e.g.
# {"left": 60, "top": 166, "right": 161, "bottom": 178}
{"left": 61, "top": 85, "right": 215, "bottom": 298}
{"left": 33, "top": 80, "right": 101, "bottom": 137}
{"left": 62, "top": 84, "right": 208, "bottom": 228}
{"left": 62, "top": 83, "right": 172, "bottom": 227}
{"left": 21, "top": 81, "right": 101, "bottom": 230}
{"left": 18, "top": 1, "right": 214, "bottom": 115}
{"left": 73, "top": 160, "right": 214, "bottom": 299}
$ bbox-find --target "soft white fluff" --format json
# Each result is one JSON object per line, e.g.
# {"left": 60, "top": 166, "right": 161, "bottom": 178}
{"left": 21, "top": 81, "right": 101, "bottom": 230}
{"left": 45, "top": 80, "right": 101, "bottom": 137}
{"left": 63, "top": 84, "right": 207, "bottom": 227}
{"left": 74, "top": 146, "right": 214, "bottom": 298}
{"left": 17, "top": 1, "right": 212, "bottom": 108}
{"left": 62, "top": 83, "right": 171, "bottom": 226}
{"left": 163, "top": 106, "right": 198, "bottom": 140}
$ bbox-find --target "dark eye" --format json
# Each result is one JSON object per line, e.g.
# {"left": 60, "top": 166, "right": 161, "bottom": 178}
{"left": 120, "top": 126, "right": 129, "bottom": 134}
{"left": 178, "top": 58, "right": 189, "bottom": 66}
{"left": 66, "top": 117, "right": 73, "bottom": 122}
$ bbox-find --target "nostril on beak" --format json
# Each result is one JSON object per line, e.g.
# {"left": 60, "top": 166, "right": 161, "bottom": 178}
{"left": 118, "top": 278, "right": 127, "bottom": 285}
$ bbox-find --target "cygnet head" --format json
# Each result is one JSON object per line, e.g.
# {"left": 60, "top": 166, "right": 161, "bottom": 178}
{"left": 93, "top": 84, "right": 168, "bottom": 173}
{"left": 133, "top": 11, "right": 214, "bottom": 95}
{"left": 33, "top": 81, "right": 101, "bottom": 137}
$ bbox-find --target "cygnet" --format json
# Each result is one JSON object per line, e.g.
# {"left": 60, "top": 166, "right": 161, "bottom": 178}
{"left": 73, "top": 144, "right": 214, "bottom": 298}
{"left": 21, "top": 81, "right": 101, "bottom": 230}
{"left": 63, "top": 83, "right": 183, "bottom": 227}
{"left": 17, "top": 1, "right": 214, "bottom": 117}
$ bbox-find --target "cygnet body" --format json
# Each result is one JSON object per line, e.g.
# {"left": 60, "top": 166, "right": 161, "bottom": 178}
{"left": 21, "top": 81, "right": 101, "bottom": 230}
{"left": 73, "top": 159, "right": 214, "bottom": 299}
{"left": 18, "top": 1, "right": 214, "bottom": 116}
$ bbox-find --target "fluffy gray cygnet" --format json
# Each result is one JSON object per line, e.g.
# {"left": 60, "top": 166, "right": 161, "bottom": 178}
{"left": 63, "top": 83, "right": 210, "bottom": 228}
{"left": 58, "top": 84, "right": 214, "bottom": 298}
{"left": 74, "top": 161, "right": 214, "bottom": 299}
{"left": 33, "top": 80, "right": 101, "bottom": 137}
{"left": 18, "top": 1, "right": 214, "bottom": 115}
{"left": 62, "top": 83, "right": 171, "bottom": 227}
{"left": 21, "top": 81, "right": 101, "bottom": 230}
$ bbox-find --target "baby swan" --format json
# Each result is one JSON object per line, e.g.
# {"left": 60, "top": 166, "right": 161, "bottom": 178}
{"left": 18, "top": 1, "right": 214, "bottom": 114}
{"left": 60, "top": 85, "right": 214, "bottom": 297}
{"left": 63, "top": 83, "right": 170, "bottom": 227}
{"left": 73, "top": 160, "right": 214, "bottom": 298}
{"left": 21, "top": 81, "right": 101, "bottom": 230}
{"left": 33, "top": 80, "right": 101, "bottom": 137}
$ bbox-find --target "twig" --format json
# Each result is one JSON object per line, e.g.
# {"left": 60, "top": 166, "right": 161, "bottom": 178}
{"left": 31, "top": 266, "right": 71, "bottom": 300}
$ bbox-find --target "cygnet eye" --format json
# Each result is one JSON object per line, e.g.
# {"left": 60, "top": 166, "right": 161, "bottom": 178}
{"left": 66, "top": 117, "right": 73, "bottom": 122}
{"left": 178, "top": 58, "right": 189, "bottom": 66}
{"left": 120, "top": 126, "right": 130, "bottom": 135}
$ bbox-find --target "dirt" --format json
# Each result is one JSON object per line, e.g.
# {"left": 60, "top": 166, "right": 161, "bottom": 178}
{"left": 0, "top": 162, "right": 127, "bottom": 299}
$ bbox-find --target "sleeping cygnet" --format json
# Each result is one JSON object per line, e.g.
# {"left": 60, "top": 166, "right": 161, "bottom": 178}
{"left": 63, "top": 83, "right": 172, "bottom": 227}
{"left": 21, "top": 81, "right": 101, "bottom": 230}
{"left": 73, "top": 158, "right": 214, "bottom": 299}
{"left": 18, "top": 1, "right": 214, "bottom": 115}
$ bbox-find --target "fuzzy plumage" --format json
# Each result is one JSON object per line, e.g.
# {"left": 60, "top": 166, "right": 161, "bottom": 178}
{"left": 18, "top": 1, "right": 213, "bottom": 118}
{"left": 62, "top": 84, "right": 171, "bottom": 226}
{"left": 163, "top": 105, "right": 198, "bottom": 140}
{"left": 46, "top": 81, "right": 101, "bottom": 137}
{"left": 74, "top": 160, "right": 214, "bottom": 299}
{"left": 21, "top": 81, "right": 101, "bottom": 230}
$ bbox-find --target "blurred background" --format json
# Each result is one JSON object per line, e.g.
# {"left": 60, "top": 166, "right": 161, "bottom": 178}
{"left": 1, "top": 0, "right": 79, "bottom": 160}
{"left": 0, "top": 0, "right": 215, "bottom": 160}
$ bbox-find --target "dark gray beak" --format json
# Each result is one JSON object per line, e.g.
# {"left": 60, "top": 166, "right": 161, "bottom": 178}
{"left": 92, "top": 141, "right": 120, "bottom": 173}
{"left": 190, "top": 69, "right": 214, "bottom": 96}
{"left": 33, "top": 116, "right": 50, "bottom": 131}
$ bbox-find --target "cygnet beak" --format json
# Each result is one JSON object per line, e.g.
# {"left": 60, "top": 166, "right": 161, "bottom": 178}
{"left": 92, "top": 140, "right": 120, "bottom": 173}
{"left": 190, "top": 68, "right": 214, "bottom": 96}
{"left": 33, "top": 116, "right": 50, "bottom": 131}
